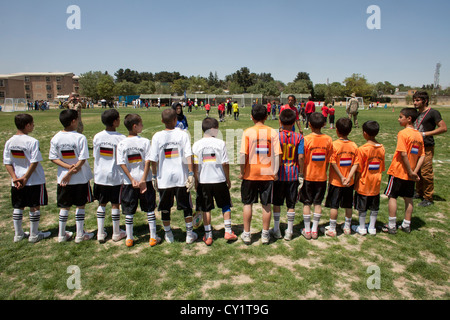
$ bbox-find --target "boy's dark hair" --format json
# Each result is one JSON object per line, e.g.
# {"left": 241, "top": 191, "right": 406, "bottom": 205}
{"left": 124, "top": 114, "right": 142, "bottom": 131}
{"left": 309, "top": 112, "right": 326, "bottom": 129}
{"left": 202, "top": 117, "right": 219, "bottom": 133}
{"left": 251, "top": 104, "right": 268, "bottom": 121}
{"left": 14, "top": 113, "right": 33, "bottom": 130}
{"left": 362, "top": 120, "right": 380, "bottom": 137}
{"left": 413, "top": 91, "right": 429, "bottom": 106}
{"left": 59, "top": 109, "right": 78, "bottom": 128}
{"left": 288, "top": 94, "right": 296, "bottom": 101}
{"left": 335, "top": 117, "right": 353, "bottom": 136}
{"left": 101, "top": 109, "right": 120, "bottom": 127}
{"left": 400, "top": 107, "right": 419, "bottom": 123}
{"left": 161, "top": 108, "right": 177, "bottom": 126}
{"left": 279, "top": 109, "right": 296, "bottom": 126}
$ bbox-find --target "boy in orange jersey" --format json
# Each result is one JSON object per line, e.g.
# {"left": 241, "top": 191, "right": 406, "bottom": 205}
{"left": 299, "top": 112, "right": 333, "bottom": 240}
{"left": 239, "top": 104, "right": 282, "bottom": 245}
{"left": 350, "top": 121, "right": 385, "bottom": 235}
{"left": 382, "top": 108, "right": 425, "bottom": 234}
{"left": 324, "top": 118, "right": 358, "bottom": 237}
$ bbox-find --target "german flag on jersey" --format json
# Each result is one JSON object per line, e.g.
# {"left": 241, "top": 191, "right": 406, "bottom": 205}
{"left": 202, "top": 153, "right": 216, "bottom": 163}
{"left": 11, "top": 150, "right": 26, "bottom": 159}
{"left": 164, "top": 148, "right": 179, "bottom": 159}
{"left": 127, "top": 153, "right": 142, "bottom": 163}
{"left": 61, "top": 150, "right": 76, "bottom": 159}
{"left": 100, "top": 147, "right": 114, "bottom": 157}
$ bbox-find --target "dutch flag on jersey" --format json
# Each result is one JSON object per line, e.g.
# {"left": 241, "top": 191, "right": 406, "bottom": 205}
{"left": 256, "top": 144, "right": 269, "bottom": 155}
{"left": 340, "top": 157, "right": 352, "bottom": 167}
{"left": 369, "top": 161, "right": 380, "bottom": 171}
{"left": 312, "top": 152, "right": 326, "bottom": 162}
{"left": 411, "top": 145, "right": 419, "bottom": 155}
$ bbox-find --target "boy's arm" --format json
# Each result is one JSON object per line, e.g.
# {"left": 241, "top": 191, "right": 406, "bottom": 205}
{"left": 239, "top": 153, "right": 247, "bottom": 180}
{"left": 400, "top": 152, "right": 419, "bottom": 181}
{"left": 14, "top": 162, "right": 39, "bottom": 189}
{"left": 222, "top": 163, "right": 231, "bottom": 189}
{"left": 150, "top": 161, "right": 158, "bottom": 191}
{"left": 5, "top": 164, "right": 21, "bottom": 189}
{"left": 185, "top": 156, "right": 195, "bottom": 192}
{"left": 52, "top": 159, "right": 85, "bottom": 187}
{"left": 119, "top": 164, "right": 139, "bottom": 189}
{"left": 331, "top": 163, "right": 346, "bottom": 183}
{"left": 413, "top": 155, "right": 425, "bottom": 175}
{"left": 343, "top": 163, "right": 359, "bottom": 186}
{"left": 140, "top": 161, "right": 151, "bottom": 194}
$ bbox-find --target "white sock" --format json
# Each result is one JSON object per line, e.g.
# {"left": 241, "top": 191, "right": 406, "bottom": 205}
{"left": 58, "top": 209, "right": 69, "bottom": 237}
{"left": 163, "top": 224, "right": 171, "bottom": 233}
{"left": 273, "top": 212, "right": 281, "bottom": 231}
{"left": 344, "top": 217, "right": 352, "bottom": 229}
{"left": 329, "top": 219, "right": 337, "bottom": 232}
{"left": 312, "top": 213, "right": 321, "bottom": 233}
{"left": 97, "top": 206, "right": 106, "bottom": 234}
{"left": 111, "top": 208, "right": 121, "bottom": 235}
{"left": 287, "top": 212, "right": 295, "bottom": 233}
{"left": 369, "top": 211, "right": 378, "bottom": 230}
{"left": 388, "top": 216, "right": 397, "bottom": 229}
{"left": 125, "top": 215, "right": 134, "bottom": 240}
{"left": 75, "top": 208, "right": 85, "bottom": 237}
{"left": 402, "top": 219, "right": 411, "bottom": 229}
{"left": 262, "top": 229, "right": 270, "bottom": 238}
{"left": 29, "top": 210, "right": 41, "bottom": 236}
{"left": 204, "top": 224, "right": 212, "bottom": 238}
{"left": 147, "top": 212, "right": 157, "bottom": 239}
{"left": 186, "top": 221, "right": 193, "bottom": 236}
{"left": 224, "top": 219, "right": 232, "bottom": 234}
{"left": 359, "top": 211, "right": 367, "bottom": 229}
{"left": 303, "top": 214, "right": 311, "bottom": 232}
{"left": 13, "top": 209, "right": 24, "bottom": 236}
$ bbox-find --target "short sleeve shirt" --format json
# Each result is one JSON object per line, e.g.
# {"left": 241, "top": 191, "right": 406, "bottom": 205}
{"left": 354, "top": 143, "right": 385, "bottom": 196}
{"left": 414, "top": 108, "right": 443, "bottom": 147}
{"left": 329, "top": 139, "right": 358, "bottom": 187}
{"left": 303, "top": 133, "right": 333, "bottom": 182}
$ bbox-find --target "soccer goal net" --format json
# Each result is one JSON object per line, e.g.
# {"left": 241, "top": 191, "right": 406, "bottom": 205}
{"left": 1, "top": 98, "right": 28, "bottom": 112}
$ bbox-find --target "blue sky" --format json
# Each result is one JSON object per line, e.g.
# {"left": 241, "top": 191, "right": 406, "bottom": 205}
{"left": 1, "top": 0, "right": 449, "bottom": 88}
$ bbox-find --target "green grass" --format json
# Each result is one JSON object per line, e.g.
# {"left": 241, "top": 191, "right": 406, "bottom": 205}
{"left": 0, "top": 105, "right": 449, "bottom": 300}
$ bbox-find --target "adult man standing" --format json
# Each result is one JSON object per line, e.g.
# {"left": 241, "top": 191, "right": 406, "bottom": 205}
{"left": 346, "top": 93, "right": 359, "bottom": 128}
{"left": 63, "top": 94, "right": 84, "bottom": 133}
{"left": 413, "top": 91, "right": 447, "bottom": 207}
{"left": 304, "top": 96, "right": 315, "bottom": 130}
{"left": 280, "top": 95, "right": 303, "bottom": 133}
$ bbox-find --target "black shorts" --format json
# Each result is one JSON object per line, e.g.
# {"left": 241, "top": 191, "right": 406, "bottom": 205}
{"left": 354, "top": 192, "right": 380, "bottom": 212}
{"left": 11, "top": 184, "right": 48, "bottom": 209}
{"left": 57, "top": 183, "right": 93, "bottom": 208}
{"left": 241, "top": 180, "right": 273, "bottom": 205}
{"left": 384, "top": 175, "right": 415, "bottom": 199}
{"left": 197, "top": 182, "right": 232, "bottom": 212}
{"left": 272, "top": 180, "right": 299, "bottom": 209}
{"left": 329, "top": 115, "right": 335, "bottom": 124}
{"left": 94, "top": 184, "right": 122, "bottom": 205}
{"left": 121, "top": 182, "right": 156, "bottom": 215}
{"left": 158, "top": 187, "right": 193, "bottom": 218}
{"left": 325, "top": 184, "right": 354, "bottom": 209}
{"left": 299, "top": 180, "right": 327, "bottom": 206}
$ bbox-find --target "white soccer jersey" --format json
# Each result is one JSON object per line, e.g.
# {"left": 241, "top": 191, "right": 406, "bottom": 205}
{"left": 192, "top": 137, "right": 229, "bottom": 184}
{"left": 93, "top": 130, "right": 126, "bottom": 186}
{"left": 149, "top": 128, "right": 192, "bottom": 189}
{"left": 49, "top": 131, "right": 93, "bottom": 185}
{"left": 3, "top": 134, "right": 46, "bottom": 186}
{"left": 116, "top": 136, "right": 152, "bottom": 185}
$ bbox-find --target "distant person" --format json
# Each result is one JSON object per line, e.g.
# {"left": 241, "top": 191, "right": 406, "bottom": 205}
{"left": 172, "top": 103, "right": 189, "bottom": 130}
{"left": 280, "top": 95, "right": 303, "bottom": 133}
{"left": 346, "top": 93, "right": 359, "bottom": 128}
{"left": 63, "top": 94, "right": 84, "bottom": 133}
{"left": 304, "top": 96, "right": 315, "bottom": 130}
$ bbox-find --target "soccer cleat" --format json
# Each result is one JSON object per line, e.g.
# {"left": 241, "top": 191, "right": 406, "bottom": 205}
{"left": 418, "top": 199, "right": 433, "bottom": 207}
{"left": 14, "top": 231, "right": 30, "bottom": 243}
{"left": 149, "top": 236, "right": 161, "bottom": 247}
{"left": 342, "top": 225, "right": 352, "bottom": 235}
{"left": 368, "top": 228, "right": 377, "bottom": 235}
{"left": 75, "top": 231, "right": 94, "bottom": 244}
{"left": 284, "top": 230, "right": 293, "bottom": 241}
{"left": 381, "top": 224, "right": 397, "bottom": 235}
{"left": 241, "top": 232, "right": 251, "bottom": 245}
{"left": 301, "top": 228, "right": 312, "bottom": 240}
{"left": 269, "top": 228, "right": 282, "bottom": 239}
{"left": 58, "top": 231, "right": 73, "bottom": 243}
{"left": 186, "top": 231, "right": 198, "bottom": 244}
{"left": 97, "top": 230, "right": 108, "bottom": 243}
{"left": 351, "top": 225, "right": 367, "bottom": 236}
{"left": 164, "top": 230, "right": 174, "bottom": 244}
{"left": 261, "top": 232, "right": 270, "bottom": 245}
{"left": 29, "top": 231, "right": 51, "bottom": 243}
{"left": 112, "top": 229, "right": 127, "bottom": 242}
{"left": 324, "top": 226, "right": 337, "bottom": 238}
{"left": 203, "top": 235, "right": 213, "bottom": 246}
{"left": 224, "top": 231, "right": 238, "bottom": 241}
{"left": 126, "top": 239, "right": 134, "bottom": 247}
{"left": 397, "top": 224, "right": 411, "bottom": 233}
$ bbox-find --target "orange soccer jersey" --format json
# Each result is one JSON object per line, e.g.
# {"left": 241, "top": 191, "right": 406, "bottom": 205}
{"left": 303, "top": 133, "right": 333, "bottom": 182}
{"left": 329, "top": 139, "right": 358, "bottom": 187}
{"left": 354, "top": 142, "right": 386, "bottom": 196}
{"left": 240, "top": 124, "right": 282, "bottom": 181}
{"left": 387, "top": 127, "right": 424, "bottom": 181}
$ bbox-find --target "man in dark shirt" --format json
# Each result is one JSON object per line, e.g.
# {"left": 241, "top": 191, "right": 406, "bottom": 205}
{"left": 413, "top": 91, "right": 447, "bottom": 207}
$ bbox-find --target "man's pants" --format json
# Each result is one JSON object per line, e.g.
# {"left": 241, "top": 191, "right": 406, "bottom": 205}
{"left": 416, "top": 146, "right": 434, "bottom": 201}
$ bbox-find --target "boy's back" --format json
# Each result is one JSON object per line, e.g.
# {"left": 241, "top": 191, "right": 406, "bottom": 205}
{"left": 278, "top": 130, "right": 303, "bottom": 181}
{"left": 329, "top": 138, "right": 358, "bottom": 187}
{"left": 354, "top": 142, "right": 385, "bottom": 196}
{"left": 4, "top": 134, "right": 46, "bottom": 186}
{"left": 116, "top": 135, "right": 151, "bottom": 184}
{"left": 49, "top": 130, "right": 92, "bottom": 185}
{"left": 240, "top": 123, "right": 281, "bottom": 181}
{"left": 149, "top": 128, "right": 192, "bottom": 189}
{"left": 303, "top": 133, "right": 333, "bottom": 182}
{"left": 192, "top": 136, "right": 228, "bottom": 184}
{"left": 93, "top": 130, "right": 126, "bottom": 186}
{"left": 387, "top": 127, "right": 424, "bottom": 181}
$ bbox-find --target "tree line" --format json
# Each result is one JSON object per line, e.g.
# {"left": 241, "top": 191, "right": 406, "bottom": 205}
{"left": 78, "top": 67, "right": 447, "bottom": 103}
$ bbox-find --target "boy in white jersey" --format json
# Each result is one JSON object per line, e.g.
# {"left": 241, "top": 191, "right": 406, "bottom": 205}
{"left": 192, "top": 118, "right": 238, "bottom": 246}
{"left": 93, "top": 109, "right": 127, "bottom": 243}
{"left": 150, "top": 109, "right": 197, "bottom": 244}
{"left": 117, "top": 114, "right": 159, "bottom": 247}
{"left": 4, "top": 114, "right": 51, "bottom": 243}
{"left": 49, "top": 109, "right": 94, "bottom": 243}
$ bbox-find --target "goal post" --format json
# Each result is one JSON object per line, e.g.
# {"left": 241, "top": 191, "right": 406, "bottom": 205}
{"left": 1, "top": 98, "right": 28, "bottom": 112}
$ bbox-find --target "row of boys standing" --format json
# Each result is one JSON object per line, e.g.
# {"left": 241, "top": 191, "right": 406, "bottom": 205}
{"left": 4, "top": 103, "right": 424, "bottom": 245}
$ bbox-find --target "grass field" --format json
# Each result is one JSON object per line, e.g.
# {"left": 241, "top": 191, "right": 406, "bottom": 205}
{"left": 0, "top": 105, "right": 449, "bottom": 301}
